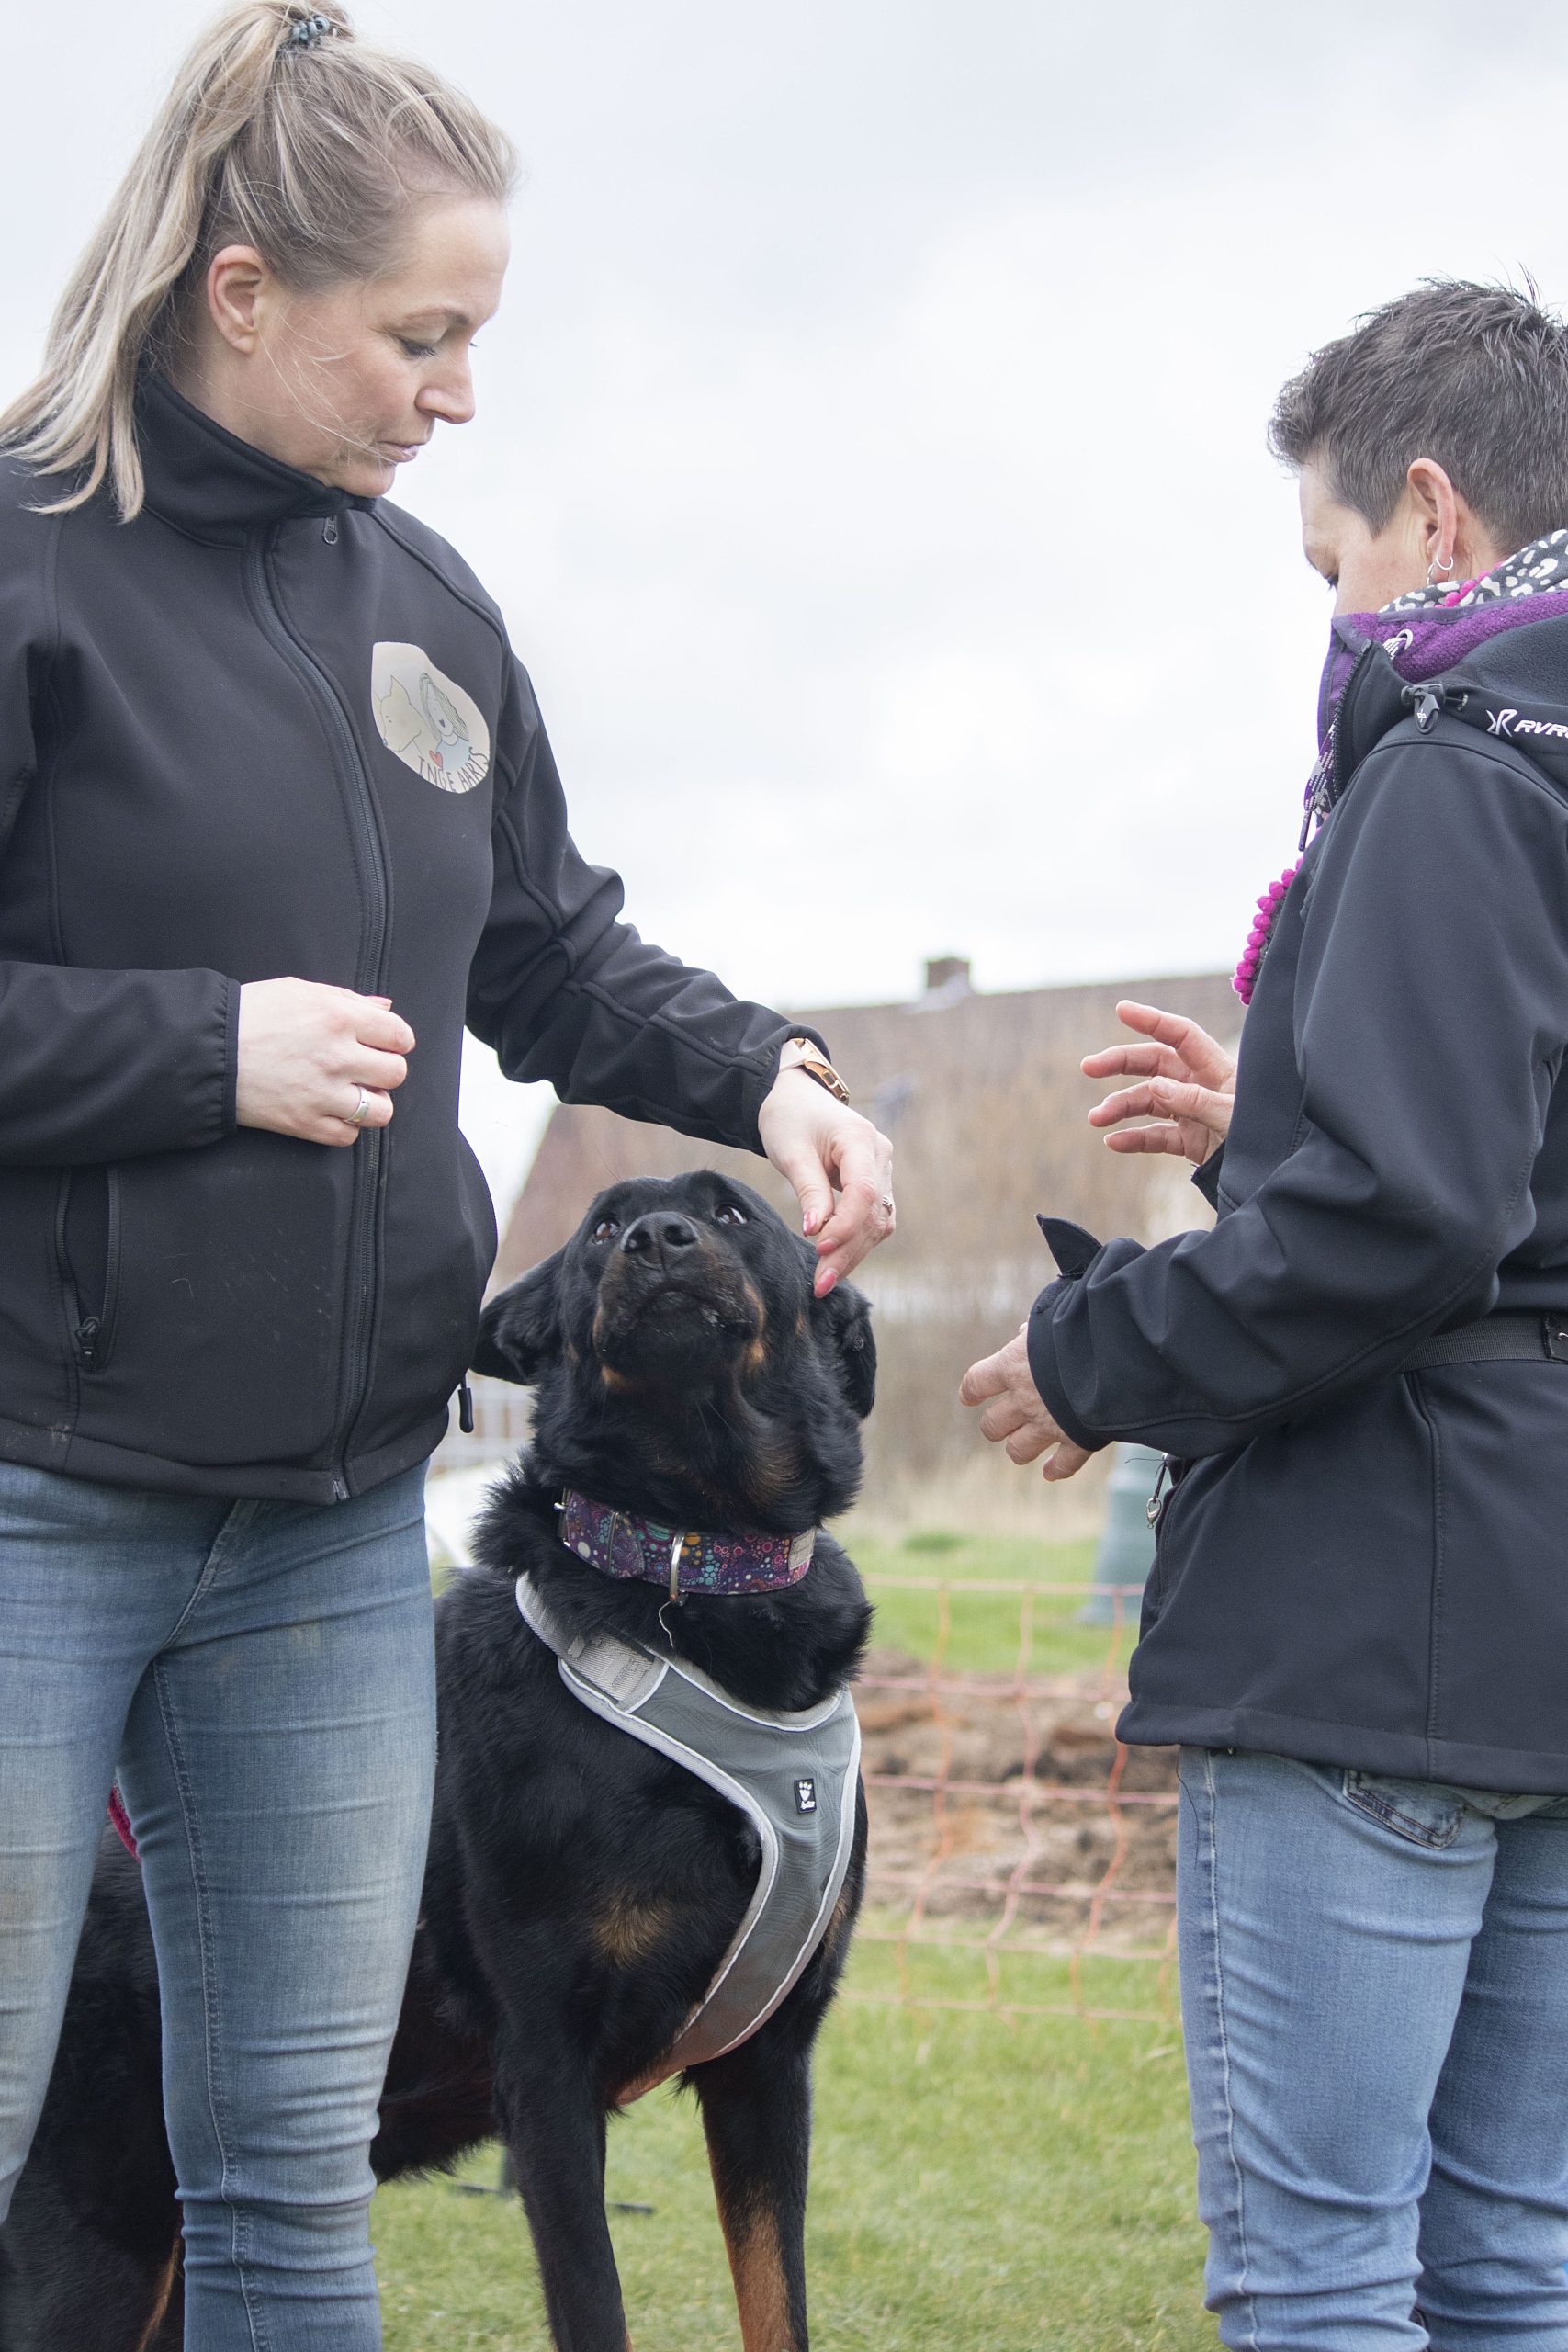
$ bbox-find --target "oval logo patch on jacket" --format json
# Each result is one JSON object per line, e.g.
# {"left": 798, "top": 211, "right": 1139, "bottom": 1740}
{"left": 370, "top": 643, "right": 491, "bottom": 794}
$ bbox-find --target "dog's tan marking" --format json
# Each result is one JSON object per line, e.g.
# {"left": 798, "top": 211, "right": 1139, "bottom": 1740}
{"left": 818, "top": 1873, "right": 858, "bottom": 1973}
{"left": 739, "top": 1283, "right": 769, "bottom": 1383}
{"left": 592, "top": 1893, "right": 680, "bottom": 1967}
{"left": 134, "top": 2243, "right": 182, "bottom": 2352}
{"left": 720, "top": 2208, "right": 797, "bottom": 2352}
{"left": 741, "top": 1434, "right": 804, "bottom": 1517}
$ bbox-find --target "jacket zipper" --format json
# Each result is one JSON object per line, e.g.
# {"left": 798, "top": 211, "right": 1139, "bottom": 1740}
{"left": 1302, "top": 640, "right": 1388, "bottom": 851}
{"left": 60, "top": 1169, "right": 120, "bottom": 1375}
{"left": 245, "top": 527, "right": 389, "bottom": 1498}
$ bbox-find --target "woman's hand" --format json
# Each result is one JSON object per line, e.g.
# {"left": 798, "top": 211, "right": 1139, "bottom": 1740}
{"left": 1082, "top": 1001, "right": 1235, "bottom": 1164}
{"left": 236, "top": 978, "right": 415, "bottom": 1146}
{"left": 959, "top": 1325, "right": 1093, "bottom": 1481}
{"left": 757, "top": 1068, "right": 895, "bottom": 1297}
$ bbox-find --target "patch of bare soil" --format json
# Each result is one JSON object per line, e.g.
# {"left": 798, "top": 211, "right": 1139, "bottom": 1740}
{"left": 854, "top": 1647, "right": 1179, "bottom": 1955}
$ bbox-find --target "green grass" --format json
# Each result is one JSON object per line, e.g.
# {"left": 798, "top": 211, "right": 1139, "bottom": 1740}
{"left": 852, "top": 1529, "right": 1140, "bottom": 1679}
{"left": 375, "top": 1944, "right": 1209, "bottom": 2351}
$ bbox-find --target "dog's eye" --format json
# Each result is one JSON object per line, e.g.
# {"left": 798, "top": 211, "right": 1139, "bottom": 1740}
{"left": 592, "top": 1217, "right": 621, "bottom": 1242}
{"left": 714, "top": 1203, "right": 748, "bottom": 1227}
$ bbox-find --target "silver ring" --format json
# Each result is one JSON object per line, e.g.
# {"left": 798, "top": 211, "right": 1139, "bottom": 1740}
{"left": 880, "top": 1193, "right": 895, "bottom": 1215}
{"left": 350, "top": 1087, "right": 372, "bottom": 1127}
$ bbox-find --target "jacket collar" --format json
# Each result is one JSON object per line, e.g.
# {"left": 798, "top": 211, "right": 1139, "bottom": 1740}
{"left": 1313, "top": 582, "right": 1568, "bottom": 822}
{"left": 136, "top": 373, "right": 371, "bottom": 544}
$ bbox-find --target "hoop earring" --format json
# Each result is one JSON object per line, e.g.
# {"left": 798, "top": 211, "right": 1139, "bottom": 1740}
{"left": 1427, "top": 549, "right": 1456, "bottom": 586}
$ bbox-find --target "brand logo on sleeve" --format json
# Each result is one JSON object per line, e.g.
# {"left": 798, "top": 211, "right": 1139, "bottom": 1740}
{"left": 370, "top": 643, "right": 491, "bottom": 793}
{"left": 1485, "top": 705, "right": 1568, "bottom": 742}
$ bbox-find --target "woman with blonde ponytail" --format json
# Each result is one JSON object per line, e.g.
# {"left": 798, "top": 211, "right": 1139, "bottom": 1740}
{"left": 0, "top": 6, "right": 894, "bottom": 2342}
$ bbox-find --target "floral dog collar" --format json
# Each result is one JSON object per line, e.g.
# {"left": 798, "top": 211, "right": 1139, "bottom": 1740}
{"left": 558, "top": 1488, "right": 817, "bottom": 1600}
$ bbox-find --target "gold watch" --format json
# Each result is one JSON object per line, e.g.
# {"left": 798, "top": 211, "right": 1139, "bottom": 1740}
{"left": 779, "top": 1035, "right": 851, "bottom": 1106}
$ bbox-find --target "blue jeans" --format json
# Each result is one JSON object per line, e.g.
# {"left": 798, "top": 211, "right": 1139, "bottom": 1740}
{"left": 1179, "top": 1746, "right": 1568, "bottom": 2350}
{"left": 0, "top": 1459, "right": 435, "bottom": 2350}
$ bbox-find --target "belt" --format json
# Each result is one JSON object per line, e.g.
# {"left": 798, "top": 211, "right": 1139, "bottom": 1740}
{"left": 1401, "top": 1312, "right": 1568, "bottom": 1370}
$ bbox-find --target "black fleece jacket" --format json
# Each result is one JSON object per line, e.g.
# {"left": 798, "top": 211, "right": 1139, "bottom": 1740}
{"left": 0, "top": 378, "right": 811, "bottom": 1500}
{"left": 1028, "top": 615, "right": 1568, "bottom": 1791}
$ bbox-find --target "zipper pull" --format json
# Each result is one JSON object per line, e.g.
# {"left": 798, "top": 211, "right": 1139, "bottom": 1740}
{"left": 75, "top": 1315, "right": 102, "bottom": 1370}
{"left": 457, "top": 1378, "right": 475, "bottom": 1435}
{"left": 1145, "top": 1454, "right": 1174, "bottom": 1528}
{"left": 322, "top": 515, "right": 340, "bottom": 546}
{"left": 1299, "top": 740, "right": 1333, "bottom": 850}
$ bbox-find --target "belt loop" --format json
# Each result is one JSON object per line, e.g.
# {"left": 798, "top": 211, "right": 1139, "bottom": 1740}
{"left": 1545, "top": 1318, "right": 1568, "bottom": 1363}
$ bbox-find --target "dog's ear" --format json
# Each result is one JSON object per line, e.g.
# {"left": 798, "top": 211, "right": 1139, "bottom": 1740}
{"left": 816, "top": 1278, "right": 876, "bottom": 1419}
{"left": 472, "top": 1250, "right": 566, "bottom": 1386}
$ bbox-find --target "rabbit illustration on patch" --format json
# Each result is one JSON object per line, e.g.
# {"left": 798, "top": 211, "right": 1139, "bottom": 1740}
{"left": 369, "top": 641, "right": 491, "bottom": 795}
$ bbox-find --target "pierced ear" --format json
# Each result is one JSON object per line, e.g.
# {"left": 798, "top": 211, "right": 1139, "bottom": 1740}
{"left": 472, "top": 1249, "right": 565, "bottom": 1386}
{"left": 816, "top": 1279, "right": 877, "bottom": 1419}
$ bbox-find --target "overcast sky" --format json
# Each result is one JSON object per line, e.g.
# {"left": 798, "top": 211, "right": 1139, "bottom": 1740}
{"left": 9, "top": 3, "right": 1568, "bottom": 1206}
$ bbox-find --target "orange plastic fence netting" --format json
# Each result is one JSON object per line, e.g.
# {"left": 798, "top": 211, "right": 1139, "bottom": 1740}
{"left": 849, "top": 1576, "right": 1179, "bottom": 2028}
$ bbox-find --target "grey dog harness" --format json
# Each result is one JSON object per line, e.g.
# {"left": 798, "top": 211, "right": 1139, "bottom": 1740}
{"left": 515, "top": 1574, "right": 860, "bottom": 2091}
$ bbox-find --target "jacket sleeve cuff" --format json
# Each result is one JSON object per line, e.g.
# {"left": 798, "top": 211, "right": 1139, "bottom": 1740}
{"left": 1190, "top": 1142, "right": 1225, "bottom": 1210}
{"left": 220, "top": 977, "right": 242, "bottom": 1138}
{"left": 1026, "top": 1281, "right": 1104, "bottom": 1453}
{"left": 737, "top": 1022, "right": 832, "bottom": 1153}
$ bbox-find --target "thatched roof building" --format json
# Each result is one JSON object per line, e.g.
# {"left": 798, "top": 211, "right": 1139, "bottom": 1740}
{"left": 468, "top": 962, "right": 1235, "bottom": 1531}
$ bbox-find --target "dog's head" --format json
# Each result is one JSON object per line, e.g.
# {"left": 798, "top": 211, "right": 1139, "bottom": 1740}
{"left": 473, "top": 1170, "right": 874, "bottom": 1529}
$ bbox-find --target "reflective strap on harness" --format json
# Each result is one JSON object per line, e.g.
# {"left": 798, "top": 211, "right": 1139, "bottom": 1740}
{"left": 515, "top": 1574, "right": 860, "bottom": 2096}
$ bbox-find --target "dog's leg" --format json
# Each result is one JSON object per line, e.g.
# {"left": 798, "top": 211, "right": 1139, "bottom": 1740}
{"left": 141, "top": 2246, "right": 184, "bottom": 2350}
{"left": 495, "top": 2047, "right": 628, "bottom": 2352}
{"left": 694, "top": 2039, "right": 812, "bottom": 2352}
{"left": 0, "top": 2212, "right": 181, "bottom": 2352}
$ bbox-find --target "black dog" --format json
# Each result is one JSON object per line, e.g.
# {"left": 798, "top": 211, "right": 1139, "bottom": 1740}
{"left": 0, "top": 1170, "right": 874, "bottom": 2351}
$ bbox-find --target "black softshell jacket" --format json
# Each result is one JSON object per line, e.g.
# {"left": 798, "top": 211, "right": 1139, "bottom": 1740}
{"left": 1029, "top": 616, "right": 1568, "bottom": 1792}
{"left": 0, "top": 379, "right": 806, "bottom": 1501}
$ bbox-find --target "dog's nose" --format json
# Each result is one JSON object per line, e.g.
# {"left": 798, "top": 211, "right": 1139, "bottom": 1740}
{"left": 620, "top": 1212, "right": 701, "bottom": 1262}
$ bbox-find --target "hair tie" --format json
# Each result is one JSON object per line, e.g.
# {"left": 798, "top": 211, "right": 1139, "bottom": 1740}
{"left": 282, "top": 13, "right": 334, "bottom": 50}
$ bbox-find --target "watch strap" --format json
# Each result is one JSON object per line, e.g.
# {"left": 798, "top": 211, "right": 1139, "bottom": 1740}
{"left": 780, "top": 1036, "right": 851, "bottom": 1106}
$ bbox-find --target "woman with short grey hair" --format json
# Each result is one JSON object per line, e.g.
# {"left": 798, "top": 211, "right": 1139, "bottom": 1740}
{"left": 0, "top": 6, "right": 893, "bottom": 2341}
{"left": 967, "top": 280, "right": 1568, "bottom": 2349}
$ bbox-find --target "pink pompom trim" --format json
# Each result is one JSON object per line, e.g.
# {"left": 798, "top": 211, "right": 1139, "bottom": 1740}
{"left": 1233, "top": 864, "right": 1301, "bottom": 1005}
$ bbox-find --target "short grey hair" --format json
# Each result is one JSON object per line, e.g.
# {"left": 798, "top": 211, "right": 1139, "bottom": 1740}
{"left": 1269, "top": 279, "right": 1568, "bottom": 555}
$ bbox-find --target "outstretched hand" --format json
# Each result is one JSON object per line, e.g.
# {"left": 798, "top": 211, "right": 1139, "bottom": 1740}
{"left": 959, "top": 1325, "right": 1093, "bottom": 1482}
{"left": 1082, "top": 1001, "right": 1235, "bottom": 1164}
{"left": 757, "top": 1068, "right": 895, "bottom": 1297}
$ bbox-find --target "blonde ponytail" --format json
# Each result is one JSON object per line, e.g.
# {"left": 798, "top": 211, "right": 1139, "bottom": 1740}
{"left": 0, "top": 4, "right": 516, "bottom": 518}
